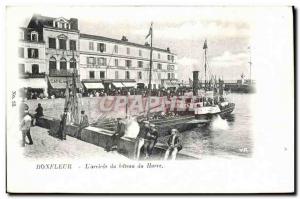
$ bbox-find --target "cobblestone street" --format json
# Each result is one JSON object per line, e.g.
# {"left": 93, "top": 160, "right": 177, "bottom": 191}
{"left": 23, "top": 126, "right": 127, "bottom": 160}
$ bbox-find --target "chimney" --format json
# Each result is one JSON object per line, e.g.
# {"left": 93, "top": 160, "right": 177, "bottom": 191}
{"left": 70, "top": 18, "right": 78, "bottom": 30}
{"left": 193, "top": 71, "right": 200, "bottom": 95}
{"left": 121, "top": 36, "right": 128, "bottom": 41}
{"left": 145, "top": 42, "right": 150, "bottom": 46}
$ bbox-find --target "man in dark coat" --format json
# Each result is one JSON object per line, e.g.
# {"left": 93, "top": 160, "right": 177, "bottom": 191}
{"left": 57, "top": 108, "right": 69, "bottom": 140}
{"left": 76, "top": 110, "right": 89, "bottom": 139}
{"left": 144, "top": 123, "right": 159, "bottom": 159}
{"left": 107, "top": 118, "right": 125, "bottom": 151}
{"left": 134, "top": 120, "right": 151, "bottom": 160}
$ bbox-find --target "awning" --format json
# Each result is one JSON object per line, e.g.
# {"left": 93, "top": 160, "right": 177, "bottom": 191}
{"left": 19, "top": 78, "right": 47, "bottom": 89}
{"left": 122, "top": 82, "right": 136, "bottom": 88}
{"left": 112, "top": 82, "right": 124, "bottom": 88}
{"left": 84, "top": 82, "right": 104, "bottom": 89}
{"left": 48, "top": 77, "right": 83, "bottom": 89}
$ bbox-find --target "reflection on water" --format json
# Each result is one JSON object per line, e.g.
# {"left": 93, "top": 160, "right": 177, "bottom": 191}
{"left": 180, "top": 93, "right": 254, "bottom": 158}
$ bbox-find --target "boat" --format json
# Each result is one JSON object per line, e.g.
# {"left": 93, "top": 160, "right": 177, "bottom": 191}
{"left": 192, "top": 40, "right": 235, "bottom": 120}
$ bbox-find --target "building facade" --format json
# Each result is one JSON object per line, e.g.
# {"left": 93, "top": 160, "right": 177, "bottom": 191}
{"left": 18, "top": 27, "right": 47, "bottom": 98}
{"left": 19, "top": 14, "right": 179, "bottom": 98}
{"left": 79, "top": 34, "right": 178, "bottom": 90}
{"left": 27, "top": 15, "right": 81, "bottom": 97}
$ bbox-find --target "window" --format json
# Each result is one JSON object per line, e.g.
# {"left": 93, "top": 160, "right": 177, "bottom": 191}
{"left": 70, "top": 58, "right": 76, "bottom": 69}
{"left": 100, "top": 71, "right": 105, "bottom": 79}
{"left": 31, "top": 32, "right": 38, "bottom": 42}
{"left": 87, "top": 57, "right": 96, "bottom": 65}
{"left": 115, "top": 59, "right": 118, "bottom": 67}
{"left": 49, "top": 57, "right": 57, "bottom": 70}
{"left": 172, "top": 73, "right": 175, "bottom": 79}
{"left": 59, "top": 39, "right": 66, "bottom": 50}
{"left": 97, "top": 57, "right": 107, "bottom": 66}
{"left": 138, "top": 71, "right": 142, "bottom": 80}
{"left": 66, "top": 24, "right": 69, "bottom": 29}
{"left": 61, "top": 22, "right": 65, "bottom": 29}
{"left": 27, "top": 48, "right": 38, "bottom": 59}
{"left": 115, "top": 71, "right": 119, "bottom": 79}
{"left": 168, "top": 73, "right": 171, "bottom": 79}
{"left": 114, "top": 45, "right": 118, "bottom": 53}
{"left": 70, "top": 40, "right": 76, "bottom": 51}
{"left": 89, "top": 42, "right": 94, "bottom": 50}
{"left": 126, "top": 47, "right": 130, "bottom": 55}
{"left": 138, "top": 61, "right": 143, "bottom": 68}
{"left": 125, "top": 60, "right": 132, "bottom": 67}
{"left": 97, "top": 43, "right": 106, "bottom": 52}
{"left": 167, "top": 55, "right": 171, "bottom": 61}
{"left": 89, "top": 71, "right": 95, "bottom": 79}
{"left": 60, "top": 58, "right": 67, "bottom": 70}
{"left": 19, "top": 64, "right": 25, "bottom": 74}
{"left": 157, "top": 63, "right": 162, "bottom": 70}
{"left": 125, "top": 71, "right": 130, "bottom": 79}
{"left": 32, "top": 64, "right": 39, "bottom": 74}
{"left": 158, "top": 73, "right": 161, "bottom": 80}
{"left": 158, "top": 53, "right": 161, "bottom": 59}
{"left": 167, "top": 65, "right": 174, "bottom": 70}
{"left": 171, "top": 55, "right": 174, "bottom": 62}
{"left": 49, "top": 38, "right": 56, "bottom": 49}
{"left": 55, "top": 22, "right": 58, "bottom": 28}
{"left": 18, "top": 47, "right": 24, "bottom": 58}
{"left": 139, "top": 50, "right": 142, "bottom": 56}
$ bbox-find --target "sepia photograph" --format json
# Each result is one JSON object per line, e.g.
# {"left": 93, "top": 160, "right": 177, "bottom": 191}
{"left": 5, "top": 5, "right": 295, "bottom": 194}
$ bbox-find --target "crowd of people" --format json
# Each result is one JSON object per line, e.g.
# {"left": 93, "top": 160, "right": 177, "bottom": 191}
{"left": 23, "top": 87, "right": 194, "bottom": 100}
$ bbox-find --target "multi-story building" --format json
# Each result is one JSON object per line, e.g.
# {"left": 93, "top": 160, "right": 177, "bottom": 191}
{"left": 79, "top": 34, "right": 178, "bottom": 91}
{"left": 19, "top": 14, "right": 179, "bottom": 97}
{"left": 26, "top": 14, "right": 81, "bottom": 96}
{"left": 18, "top": 27, "right": 47, "bottom": 98}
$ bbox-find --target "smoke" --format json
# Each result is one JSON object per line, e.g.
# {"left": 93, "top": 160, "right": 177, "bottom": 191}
{"left": 211, "top": 115, "right": 229, "bottom": 130}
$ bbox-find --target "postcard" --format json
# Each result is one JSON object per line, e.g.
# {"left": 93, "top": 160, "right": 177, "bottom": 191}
{"left": 6, "top": 5, "right": 294, "bottom": 194}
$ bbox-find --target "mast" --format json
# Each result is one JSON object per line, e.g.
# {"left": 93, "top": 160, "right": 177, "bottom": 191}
{"left": 147, "top": 23, "right": 153, "bottom": 119}
{"left": 71, "top": 50, "right": 79, "bottom": 124}
{"left": 203, "top": 39, "right": 208, "bottom": 90}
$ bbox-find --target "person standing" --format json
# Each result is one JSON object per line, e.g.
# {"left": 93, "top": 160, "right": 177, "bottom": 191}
{"left": 143, "top": 123, "right": 159, "bottom": 159}
{"left": 164, "top": 129, "right": 182, "bottom": 160}
{"left": 76, "top": 110, "right": 89, "bottom": 139}
{"left": 147, "top": 124, "right": 159, "bottom": 157}
{"left": 20, "top": 110, "right": 33, "bottom": 146}
{"left": 134, "top": 120, "right": 150, "bottom": 160}
{"left": 107, "top": 118, "right": 125, "bottom": 151}
{"left": 34, "top": 103, "right": 44, "bottom": 125}
{"left": 57, "top": 108, "right": 70, "bottom": 140}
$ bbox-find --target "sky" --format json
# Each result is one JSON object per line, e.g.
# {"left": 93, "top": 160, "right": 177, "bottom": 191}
{"left": 17, "top": 6, "right": 253, "bottom": 81}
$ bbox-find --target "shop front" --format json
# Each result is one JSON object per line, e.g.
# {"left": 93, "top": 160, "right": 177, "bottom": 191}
{"left": 48, "top": 76, "right": 83, "bottom": 98}
{"left": 19, "top": 77, "right": 48, "bottom": 99}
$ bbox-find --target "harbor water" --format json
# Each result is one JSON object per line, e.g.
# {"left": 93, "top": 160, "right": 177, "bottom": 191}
{"left": 178, "top": 93, "right": 254, "bottom": 159}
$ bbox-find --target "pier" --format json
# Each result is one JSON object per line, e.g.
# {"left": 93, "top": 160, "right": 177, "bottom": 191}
{"left": 35, "top": 115, "right": 198, "bottom": 160}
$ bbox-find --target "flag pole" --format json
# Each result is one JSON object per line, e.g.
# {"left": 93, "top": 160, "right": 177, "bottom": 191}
{"left": 147, "top": 23, "right": 153, "bottom": 119}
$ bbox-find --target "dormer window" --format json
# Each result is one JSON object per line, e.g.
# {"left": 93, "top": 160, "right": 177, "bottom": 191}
{"left": 54, "top": 18, "right": 70, "bottom": 29}
{"left": 31, "top": 31, "right": 38, "bottom": 42}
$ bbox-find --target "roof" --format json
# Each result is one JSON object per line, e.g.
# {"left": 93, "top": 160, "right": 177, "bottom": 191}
{"left": 80, "top": 33, "right": 175, "bottom": 54}
{"left": 28, "top": 14, "right": 79, "bottom": 31}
